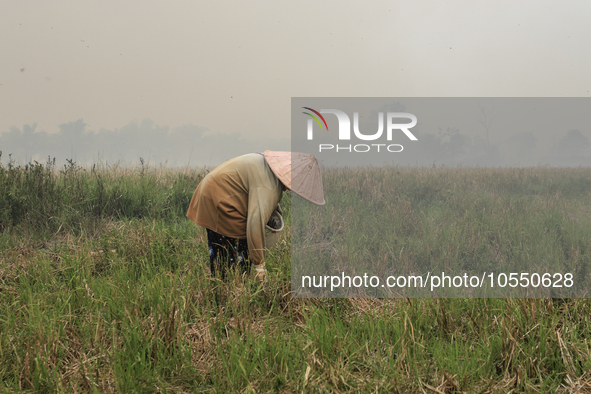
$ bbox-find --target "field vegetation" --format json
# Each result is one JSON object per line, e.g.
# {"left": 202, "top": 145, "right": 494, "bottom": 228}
{"left": 1, "top": 157, "right": 591, "bottom": 393}
{"left": 293, "top": 166, "right": 591, "bottom": 298}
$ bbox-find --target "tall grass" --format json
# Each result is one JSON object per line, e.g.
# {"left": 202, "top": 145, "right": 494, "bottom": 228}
{"left": 1, "top": 160, "right": 591, "bottom": 392}
{"left": 293, "top": 166, "right": 591, "bottom": 297}
{"left": 0, "top": 156, "right": 204, "bottom": 239}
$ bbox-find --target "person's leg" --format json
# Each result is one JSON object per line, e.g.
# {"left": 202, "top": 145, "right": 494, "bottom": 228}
{"left": 207, "top": 229, "right": 230, "bottom": 278}
{"left": 206, "top": 229, "right": 251, "bottom": 278}
{"left": 236, "top": 238, "right": 251, "bottom": 275}
{"left": 220, "top": 238, "right": 253, "bottom": 278}
{"left": 226, "top": 237, "right": 238, "bottom": 272}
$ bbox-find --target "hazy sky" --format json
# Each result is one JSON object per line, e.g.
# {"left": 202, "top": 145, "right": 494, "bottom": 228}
{"left": 2, "top": 0, "right": 591, "bottom": 165}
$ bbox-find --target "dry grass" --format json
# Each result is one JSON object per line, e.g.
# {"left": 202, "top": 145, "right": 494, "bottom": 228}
{"left": 2, "top": 164, "right": 591, "bottom": 392}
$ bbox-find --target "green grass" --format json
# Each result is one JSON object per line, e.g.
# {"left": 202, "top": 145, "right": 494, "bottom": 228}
{"left": 1, "top": 159, "right": 591, "bottom": 392}
{"left": 292, "top": 166, "right": 591, "bottom": 297}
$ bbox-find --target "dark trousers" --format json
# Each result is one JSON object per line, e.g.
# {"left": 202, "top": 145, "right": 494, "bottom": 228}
{"left": 206, "top": 228, "right": 250, "bottom": 278}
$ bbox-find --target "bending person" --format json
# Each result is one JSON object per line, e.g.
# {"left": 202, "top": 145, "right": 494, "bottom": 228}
{"left": 186, "top": 151, "right": 325, "bottom": 280}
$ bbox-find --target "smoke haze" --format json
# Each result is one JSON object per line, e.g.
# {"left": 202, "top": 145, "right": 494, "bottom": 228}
{"left": 2, "top": 1, "right": 591, "bottom": 167}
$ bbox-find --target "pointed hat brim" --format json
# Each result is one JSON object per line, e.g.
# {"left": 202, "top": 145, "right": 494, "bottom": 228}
{"left": 264, "top": 150, "right": 325, "bottom": 205}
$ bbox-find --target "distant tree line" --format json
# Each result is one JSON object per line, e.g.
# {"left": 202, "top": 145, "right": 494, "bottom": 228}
{"left": 0, "top": 118, "right": 589, "bottom": 167}
{"left": 0, "top": 119, "right": 290, "bottom": 168}
{"left": 402, "top": 127, "right": 590, "bottom": 167}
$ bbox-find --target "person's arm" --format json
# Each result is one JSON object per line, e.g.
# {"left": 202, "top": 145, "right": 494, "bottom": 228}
{"left": 246, "top": 187, "right": 279, "bottom": 271}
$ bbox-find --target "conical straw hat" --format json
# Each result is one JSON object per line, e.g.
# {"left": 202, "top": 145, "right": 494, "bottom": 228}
{"left": 264, "top": 150, "right": 325, "bottom": 205}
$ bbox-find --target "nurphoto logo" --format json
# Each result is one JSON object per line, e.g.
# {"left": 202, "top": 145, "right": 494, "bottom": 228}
{"left": 302, "top": 107, "right": 418, "bottom": 153}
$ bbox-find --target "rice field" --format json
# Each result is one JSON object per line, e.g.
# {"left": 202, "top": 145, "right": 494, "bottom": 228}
{"left": 1, "top": 157, "right": 591, "bottom": 392}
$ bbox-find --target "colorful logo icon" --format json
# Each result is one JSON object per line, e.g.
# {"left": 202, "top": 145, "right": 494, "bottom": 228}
{"left": 302, "top": 107, "right": 329, "bottom": 131}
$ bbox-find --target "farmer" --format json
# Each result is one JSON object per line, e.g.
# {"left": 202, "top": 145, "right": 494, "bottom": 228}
{"left": 186, "top": 151, "right": 325, "bottom": 281}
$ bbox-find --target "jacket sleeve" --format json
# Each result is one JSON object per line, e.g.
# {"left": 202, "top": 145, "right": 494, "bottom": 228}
{"left": 246, "top": 187, "right": 280, "bottom": 267}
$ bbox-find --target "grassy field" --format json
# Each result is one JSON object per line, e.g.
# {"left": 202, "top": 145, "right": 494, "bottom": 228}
{"left": 2, "top": 158, "right": 591, "bottom": 393}
{"left": 293, "top": 166, "right": 591, "bottom": 298}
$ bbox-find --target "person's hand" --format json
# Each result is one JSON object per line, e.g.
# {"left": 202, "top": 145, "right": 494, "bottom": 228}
{"left": 255, "top": 265, "right": 266, "bottom": 282}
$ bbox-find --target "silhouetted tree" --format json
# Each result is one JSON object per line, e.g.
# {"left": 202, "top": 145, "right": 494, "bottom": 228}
{"left": 557, "top": 129, "right": 589, "bottom": 155}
